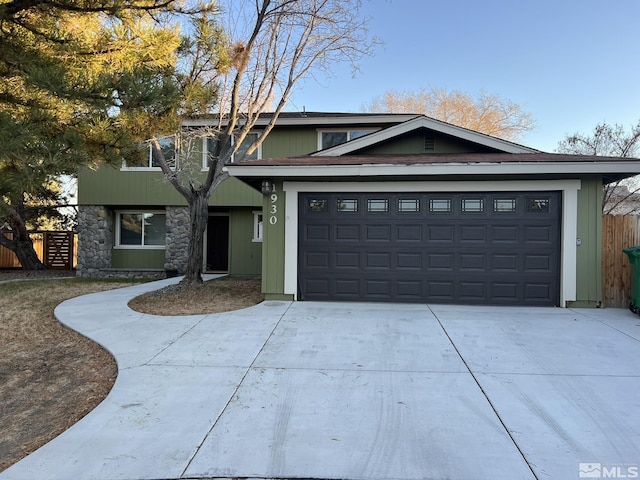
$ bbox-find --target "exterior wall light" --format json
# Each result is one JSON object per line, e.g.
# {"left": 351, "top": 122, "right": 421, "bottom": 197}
{"left": 261, "top": 179, "right": 274, "bottom": 195}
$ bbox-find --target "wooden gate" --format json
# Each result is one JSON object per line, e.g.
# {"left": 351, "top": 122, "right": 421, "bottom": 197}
{"left": 43, "top": 231, "right": 75, "bottom": 269}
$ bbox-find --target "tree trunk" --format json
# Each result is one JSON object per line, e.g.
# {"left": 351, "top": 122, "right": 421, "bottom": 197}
{"left": 1, "top": 201, "right": 47, "bottom": 270}
{"left": 14, "top": 237, "right": 46, "bottom": 270}
{"left": 181, "top": 191, "right": 209, "bottom": 284}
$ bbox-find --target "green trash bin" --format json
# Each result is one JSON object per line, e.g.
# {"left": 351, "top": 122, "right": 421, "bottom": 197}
{"left": 623, "top": 246, "right": 640, "bottom": 313}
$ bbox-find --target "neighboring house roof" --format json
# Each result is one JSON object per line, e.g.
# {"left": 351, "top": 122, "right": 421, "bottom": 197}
{"left": 313, "top": 116, "right": 539, "bottom": 155}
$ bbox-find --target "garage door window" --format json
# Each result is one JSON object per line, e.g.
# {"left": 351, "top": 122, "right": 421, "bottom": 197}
{"left": 307, "top": 199, "right": 328, "bottom": 212}
{"left": 429, "top": 199, "right": 452, "bottom": 213}
{"left": 398, "top": 199, "right": 420, "bottom": 212}
{"left": 494, "top": 199, "right": 517, "bottom": 213}
{"left": 368, "top": 199, "right": 389, "bottom": 212}
{"left": 527, "top": 198, "right": 550, "bottom": 213}
{"left": 338, "top": 199, "right": 358, "bottom": 212}
{"left": 462, "top": 199, "right": 484, "bottom": 213}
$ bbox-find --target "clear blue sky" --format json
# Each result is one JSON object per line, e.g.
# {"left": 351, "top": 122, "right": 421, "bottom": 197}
{"left": 287, "top": 0, "right": 640, "bottom": 152}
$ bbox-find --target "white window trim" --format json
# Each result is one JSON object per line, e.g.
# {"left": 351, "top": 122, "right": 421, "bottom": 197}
{"left": 283, "top": 180, "right": 580, "bottom": 306}
{"left": 317, "top": 128, "right": 379, "bottom": 151}
{"left": 114, "top": 210, "right": 167, "bottom": 249}
{"left": 252, "top": 210, "right": 263, "bottom": 242}
{"left": 202, "top": 133, "right": 263, "bottom": 170}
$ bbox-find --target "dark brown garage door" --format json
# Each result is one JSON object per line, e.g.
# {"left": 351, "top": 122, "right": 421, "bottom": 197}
{"left": 298, "top": 191, "right": 561, "bottom": 306}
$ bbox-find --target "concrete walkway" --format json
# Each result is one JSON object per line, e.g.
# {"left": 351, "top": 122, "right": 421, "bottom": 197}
{"left": 2, "top": 277, "right": 640, "bottom": 480}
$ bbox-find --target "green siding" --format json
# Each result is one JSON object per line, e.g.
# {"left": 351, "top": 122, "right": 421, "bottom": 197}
{"left": 210, "top": 177, "right": 262, "bottom": 206}
{"left": 261, "top": 180, "right": 288, "bottom": 298}
{"left": 78, "top": 166, "right": 186, "bottom": 205}
{"left": 112, "top": 248, "right": 165, "bottom": 269}
{"left": 228, "top": 209, "right": 262, "bottom": 275}
{"left": 571, "top": 177, "right": 603, "bottom": 307}
{"left": 79, "top": 166, "right": 261, "bottom": 207}
{"left": 261, "top": 127, "right": 318, "bottom": 157}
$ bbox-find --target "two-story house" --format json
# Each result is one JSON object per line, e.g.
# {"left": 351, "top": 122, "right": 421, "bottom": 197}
{"left": 77, "top": 112, "right": 640, "bottom": 307}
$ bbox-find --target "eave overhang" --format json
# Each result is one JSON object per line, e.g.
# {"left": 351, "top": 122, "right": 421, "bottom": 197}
{"left": 227, "top": 160, "right": 640, "bottom": 178}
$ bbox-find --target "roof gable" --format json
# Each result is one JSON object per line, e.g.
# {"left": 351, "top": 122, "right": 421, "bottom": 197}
{"left": 313, "top": 116, "right": 539, "bottom": 156}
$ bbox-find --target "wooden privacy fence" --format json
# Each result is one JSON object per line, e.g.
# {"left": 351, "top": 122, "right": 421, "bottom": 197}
{"left": 0, "top": 231, "right": 77, "bottom": 270}
{"left": 602, "top": 214, "right": 640, "bottom": 308}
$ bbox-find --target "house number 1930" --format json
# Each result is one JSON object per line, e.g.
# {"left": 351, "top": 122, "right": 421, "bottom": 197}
{"left": 269, "top": 190, "right": 278, "bottom": 225}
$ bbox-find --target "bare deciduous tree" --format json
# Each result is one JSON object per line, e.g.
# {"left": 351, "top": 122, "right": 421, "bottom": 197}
{"left": 361, "top": 87, "right": 535, "bottom": 142}
{"left": 152, "top": 0, "right": 376, "bottom": 284}
{"left": 556, "top": 121, "right": 640, "bottom": 214}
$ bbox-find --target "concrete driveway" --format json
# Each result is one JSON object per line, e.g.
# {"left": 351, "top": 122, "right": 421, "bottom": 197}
{"left": 2, "top": 277, "right": 640, "bottom": 480}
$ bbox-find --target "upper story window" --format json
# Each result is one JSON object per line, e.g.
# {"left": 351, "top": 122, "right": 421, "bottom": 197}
{"left": 121, "top": 136, "right": 176, "bottom": 170}
{"left": 204, "top": 132, "right": 261, "bottom": 168}
{"left": 116, "top": 211, "right": 166, "bottom": 248}
{"left": 318, "top": 129, "right": 377, "bottom": 150}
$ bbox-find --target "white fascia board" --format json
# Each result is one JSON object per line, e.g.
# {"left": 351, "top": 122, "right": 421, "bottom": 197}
{"left": 314, "top": 116, "right": 538, "bottom": 155}
{"left": 227, "top": 161, "right": 640, "bottom": 178}
{"left": 282, "top": 179, "right": 580, "bottom": 307}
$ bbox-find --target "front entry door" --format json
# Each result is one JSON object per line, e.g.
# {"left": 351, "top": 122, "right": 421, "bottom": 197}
{"left": 206, "top": 215, "right": 229, "bottom": 272}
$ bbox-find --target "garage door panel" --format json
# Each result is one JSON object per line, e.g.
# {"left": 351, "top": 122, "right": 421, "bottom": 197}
{"left": 428, "top": 253, "right": 454, "bottom": 270}
{"left": 397, "top": 281, "right": 422, "bottom": 298}
{"left": 428, "top": 225, "right": 454, "bottom": 242}
{"left": 335, "top": 252, "right": 360, "bottom": 269}
{"left": 492, "top": 225, "right": 520, "bottom": 242}
{"left": 397, "top": 224, "right": 423, "bottom": 241}
{"left": 398, "top": 253, "right": 422, "bottom": 269}
{"left": 459, "top": 282, "right": 486, "bottom": 301}
{"left": 304, "top": 224, "right": 330, "bottom": 241}
{"left": 299, "top": 192, "right": 560, "bottom": 306}
{"left": 492, "top": 282, "right": 519, "bottom": 300}
{"left": 524, "top": 255, "right": 552, "bottom": 271}
{"left": 460, "top": 225, "right": 487, "bottom": 242}
{"left": 365, "top": 224, "right": 392, "bottom": 241}
{"left": 366, "top": 252, "right": 391, "bottom": 269}
{"left": 460, "top": 254, "right": 486, "bottom": 271}
{"left": 524, "top": 225, "right": 554, "bottom": 243}
{"left": 303, "top": 251, "right": 330, "bottom": 268}
{"left": 304, "top": 278, "right": 330, "bottom": 296}
{"left": 335, "top": 224, "right": 360, "bottom": 241}
{"left": 524, "top": 283, "right": 552, "bottom": 301}
{"left": 334, "top": 279, "right": 360, "bottom": 297}
{"left": 366, "top": 280, "right": 392, "bottom": 297}
{"left": 491, "top": 254, "right": 519, "bottom": 271}
{"left": 428, "top": 281, "right": 455, "bottom": 300}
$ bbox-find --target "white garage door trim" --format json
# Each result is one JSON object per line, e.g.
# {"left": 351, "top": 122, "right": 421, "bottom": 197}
{"left": 284, "top": 180, "right": 581, "bottom": 306}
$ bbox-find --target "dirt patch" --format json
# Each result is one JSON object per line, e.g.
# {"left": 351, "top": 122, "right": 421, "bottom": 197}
{"left": 128, "top": 276, "right": 264, "bottom": 315}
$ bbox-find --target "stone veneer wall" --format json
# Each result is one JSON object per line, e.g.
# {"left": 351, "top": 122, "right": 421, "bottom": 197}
{"left": 76, "top": 205, "right": 190, "bottom": 278}
{"left": 164, "top": 206, "right": 190, "bottom": 273}
{"left": 76, "top": 205, "right": 113, "bottom": 277}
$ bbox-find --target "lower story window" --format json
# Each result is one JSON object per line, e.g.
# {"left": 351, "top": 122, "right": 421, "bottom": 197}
{"left": 117, "top": 212, "right": 166, "bottom": 247}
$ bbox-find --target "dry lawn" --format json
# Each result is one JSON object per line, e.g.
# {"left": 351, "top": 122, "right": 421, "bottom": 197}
{"left": 0, "top": 277, "right": 142, "bottom": 472}
{"left": 0, "top": 274, "right": 263, "bottom": 473}
{"left": 128, "top": 275, "right": 263, "bottom": 315}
